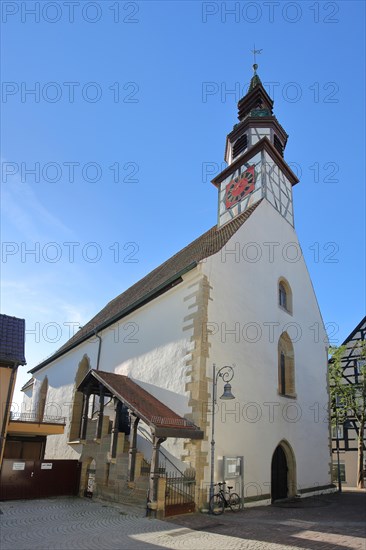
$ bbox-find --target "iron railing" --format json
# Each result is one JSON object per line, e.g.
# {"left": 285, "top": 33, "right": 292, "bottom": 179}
{"left": 165, "top": 470, "right": 196, "bottom": 516}
{"left": 137, "top": 425, "right": 187, "bottom": 477}
{"left": 10, "top": 412, "right": 66, "bottom": 425}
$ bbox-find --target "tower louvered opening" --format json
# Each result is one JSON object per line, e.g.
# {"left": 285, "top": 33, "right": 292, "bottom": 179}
{"left": 232, "top": 134, "right": 248, "bottom": 159}
{"left": 274, "top": 134, "right": 284, "bottom": 157}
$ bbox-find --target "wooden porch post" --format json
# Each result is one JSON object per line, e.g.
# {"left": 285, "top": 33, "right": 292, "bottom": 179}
{"left": 110, "top": 399, "right": 122, "bottom": 459}
{"left": 80, "top": 390, "right": 91, "bottom": 440}
{"left": 96, "top": 384, "right": 105, "bottom": 439}
{"left": 128, "top": 415, "right": 139, "bottom": 482}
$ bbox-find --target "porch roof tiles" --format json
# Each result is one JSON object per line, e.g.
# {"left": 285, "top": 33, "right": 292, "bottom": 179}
{"left": 78, "top": 370, "right": 204, "bottom": 440}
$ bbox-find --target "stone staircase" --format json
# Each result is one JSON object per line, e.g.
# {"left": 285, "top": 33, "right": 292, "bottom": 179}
{"left": 78, "top": 417, "right": 153, "bottom": 509}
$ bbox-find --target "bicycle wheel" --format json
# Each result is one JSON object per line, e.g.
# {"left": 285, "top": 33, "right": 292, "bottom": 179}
{"left": 209, "top": 493, "right": 225, "bottom": 515}
{"left": 229, "top": 492, "right": 241, "bottom": 512}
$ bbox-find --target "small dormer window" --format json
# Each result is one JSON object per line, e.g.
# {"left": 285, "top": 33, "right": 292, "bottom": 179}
{"left": 274, "top": 135, "right": 284, "bottom": 157}
{"left": 232, "top": 134, "right": 248, "bottom": 159}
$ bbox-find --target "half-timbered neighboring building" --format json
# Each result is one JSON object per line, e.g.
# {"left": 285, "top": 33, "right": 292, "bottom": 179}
{"left": 22, "top": 64, "right": 334, "bottom": 515}
{"left": 331, "top": 316, "right": 366, "bottom": 487}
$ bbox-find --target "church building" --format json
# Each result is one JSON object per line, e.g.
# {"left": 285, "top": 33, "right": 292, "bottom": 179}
{"left": 22, "top": 64, "right": 334, "bottom": 514}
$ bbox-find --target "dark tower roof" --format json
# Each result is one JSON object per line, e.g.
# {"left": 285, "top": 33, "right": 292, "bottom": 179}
{"left": 237, "top": 64, "right": 274, "bottom": 121}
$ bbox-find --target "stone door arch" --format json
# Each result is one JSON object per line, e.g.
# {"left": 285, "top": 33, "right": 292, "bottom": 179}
{"left": 271, "top": 440, "right": 296, "bottom": 502}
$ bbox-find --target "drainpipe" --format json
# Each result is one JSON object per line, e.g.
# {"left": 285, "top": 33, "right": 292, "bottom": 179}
{"left": 94, "top": 330, "right": 102, "bottom": 371}
{"left": 92, "top": 330, "right": 102, "bottom": 415}
{"left": 0, "top": 364, "right": 18, "bottom": 465}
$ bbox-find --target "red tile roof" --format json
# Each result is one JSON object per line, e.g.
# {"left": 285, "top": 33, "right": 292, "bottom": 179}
{"left": 31, "top": 201, "right": 261, "bottom": 373}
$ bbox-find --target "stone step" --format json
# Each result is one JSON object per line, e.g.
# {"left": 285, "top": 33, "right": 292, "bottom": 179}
{"left": 128, "top": 478, "right": 148, "bottom": 487}
{"left": 95, "top": 481, "right": 147, "bottom": 498}
{"left": 94, "top": 493, "right": 147, "bottom": 509}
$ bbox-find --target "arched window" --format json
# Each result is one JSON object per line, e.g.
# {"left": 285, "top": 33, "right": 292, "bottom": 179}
{"left": 232, "top": 134, "right": 248, "bottom": 159}
{"left": 278, "top": 332, "right": 296, "bottom": 397}
{"left": 278, "top": 278, "right": 293, "bottom": 314}
{"left": 69, "top": 355, "right": 90, "bottom": 442}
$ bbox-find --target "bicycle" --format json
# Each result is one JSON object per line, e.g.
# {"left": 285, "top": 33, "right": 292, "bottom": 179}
{"left": 209, "top": 481, "right": 242, "bottom": 515}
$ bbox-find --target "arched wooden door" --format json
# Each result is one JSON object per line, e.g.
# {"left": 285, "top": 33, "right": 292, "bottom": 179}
{"left": 271, "top": 445, "right": 288, "bottom": 502}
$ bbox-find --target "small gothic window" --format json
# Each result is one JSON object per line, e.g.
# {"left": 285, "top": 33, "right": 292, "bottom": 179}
{"left": 280, "top": 352, "right": 286, "bottom": 395}
{"left": 274, "top": 135, "right": 284, "bottom": 157}
{"left": 232, "top": 134, "right": 248, "bottom": 159}
{"left": 279, "top": 283, "right": 287, "bottom": 309}
{"left": 278, "top": 278, "right": 293, "bottom": 314}
{"left": 278, "top": 333, "right": 296, "bottom": 397}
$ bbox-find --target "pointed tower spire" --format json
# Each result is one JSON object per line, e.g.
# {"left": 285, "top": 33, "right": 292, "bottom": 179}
{"left": 248, "top": 46, "right": 263, "bottom": 91}
{"left": 211, "top": 55, "right": 299, "bottom": 229}
{"left": 248, "top": 63, "right": 262, "bottom": 92}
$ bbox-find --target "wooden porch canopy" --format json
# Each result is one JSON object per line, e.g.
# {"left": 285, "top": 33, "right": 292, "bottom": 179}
{"left": 78, "top": 369, "right": 204, "bottom": 440}
{"left": 77, "top": 369, "right": 203, "bottom": 513}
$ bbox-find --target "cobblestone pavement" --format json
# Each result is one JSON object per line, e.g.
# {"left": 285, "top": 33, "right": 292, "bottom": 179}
{"left": 0, "top": 491, "right": 365, "bottom": 550}
{"left": 167, "top": 490, "right": 366, "bottom": 550}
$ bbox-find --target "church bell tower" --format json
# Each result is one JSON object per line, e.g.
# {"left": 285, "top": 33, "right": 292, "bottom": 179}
{"left": 212, "top": 63, "right": 299, "bottom": 227}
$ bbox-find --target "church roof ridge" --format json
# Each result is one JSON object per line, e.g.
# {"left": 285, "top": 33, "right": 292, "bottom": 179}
{"left": 29, "top": 200, "right": 262, "bottom": 374}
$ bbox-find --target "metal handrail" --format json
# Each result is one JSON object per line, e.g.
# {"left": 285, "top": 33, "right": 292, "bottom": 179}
{"left": 137, "top": 425, "right": 187, "bottom": 477}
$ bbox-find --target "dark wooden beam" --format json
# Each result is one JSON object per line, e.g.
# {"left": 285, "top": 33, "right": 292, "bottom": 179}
{"left": 80, "top": 391, "right": 90, "bottom": 440}
{"left": 110, "top": 399, "right": 122, "bottom": 459}
{"left": 128, "top": 415, "right": 139, "bottom": 482}
{"left": 96, "top": 384, "right": 105, "bottom": 440}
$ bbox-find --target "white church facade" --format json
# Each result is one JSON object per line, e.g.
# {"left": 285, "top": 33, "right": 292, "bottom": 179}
{"left": 22, "top": 65, "right": 334, "bottom": 512}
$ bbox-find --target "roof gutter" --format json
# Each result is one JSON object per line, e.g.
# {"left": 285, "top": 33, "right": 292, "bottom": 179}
{"left": 30, "top": 261, "right": 198, "bottom": 374}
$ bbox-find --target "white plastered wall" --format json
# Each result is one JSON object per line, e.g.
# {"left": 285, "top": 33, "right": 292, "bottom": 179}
{"left": 25, "top": 199, "right": 331, "bottom": 499}
{"left": 28, "top": 268, "right": 203, "bottom": 464}
{"left": 202, "top": 198, "right": 331, "bottom": 498}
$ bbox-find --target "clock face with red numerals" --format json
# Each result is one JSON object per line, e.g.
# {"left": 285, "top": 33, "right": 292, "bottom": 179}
{"left": 225, "top": 166, "right": 255, "bottom": 209}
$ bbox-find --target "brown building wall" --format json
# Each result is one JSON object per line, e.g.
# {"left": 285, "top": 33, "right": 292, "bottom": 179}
{"left": 0, "top": 365, "right": 17, "bottom": 466}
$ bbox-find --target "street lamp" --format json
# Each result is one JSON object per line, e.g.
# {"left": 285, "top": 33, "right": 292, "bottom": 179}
{"left": 209, "top": 364, "right": 235, "bottom": 506}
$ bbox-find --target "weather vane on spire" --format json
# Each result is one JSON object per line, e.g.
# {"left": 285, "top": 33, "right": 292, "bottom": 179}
{"left": 250, "top": 45, "right": 263, "bottom": 72}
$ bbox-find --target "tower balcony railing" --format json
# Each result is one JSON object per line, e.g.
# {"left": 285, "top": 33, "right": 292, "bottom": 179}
{"left": 9, "top": 411, "right": 66, "bottom": 425}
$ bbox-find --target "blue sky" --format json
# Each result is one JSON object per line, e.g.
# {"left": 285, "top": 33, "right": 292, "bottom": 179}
{"left": 1, "top": 0, "right": 365, "bottom": 404}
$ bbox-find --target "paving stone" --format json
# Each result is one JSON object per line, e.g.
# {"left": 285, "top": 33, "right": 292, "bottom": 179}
{"left": 0, "top": 491, "right": 365, "bottom": 549}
